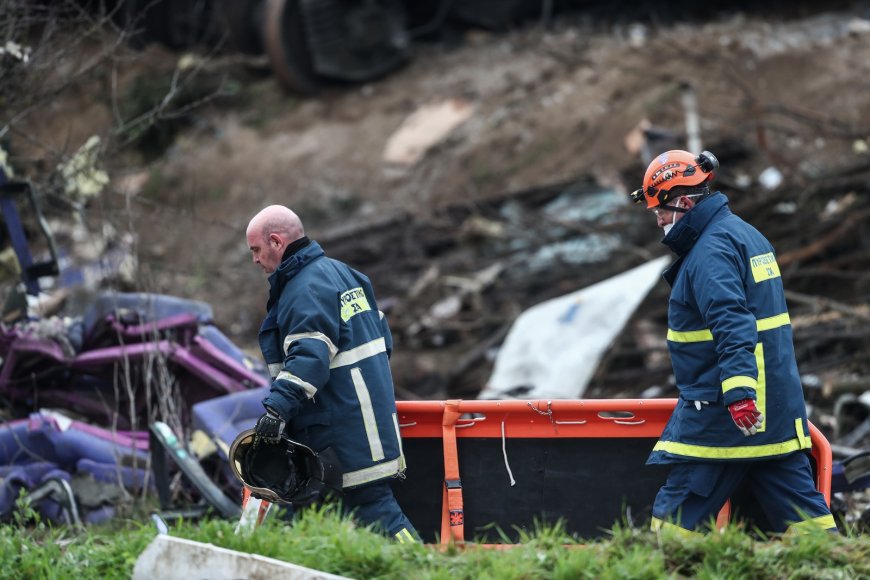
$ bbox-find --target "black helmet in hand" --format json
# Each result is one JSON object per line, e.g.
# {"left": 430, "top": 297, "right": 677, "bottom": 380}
{"left": 229, "top": 429, "right": 342, "bottom": 506}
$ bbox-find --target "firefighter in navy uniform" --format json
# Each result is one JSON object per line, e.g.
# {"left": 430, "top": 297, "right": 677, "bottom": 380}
{"left": 243, "top": 204, "right": 418, "bottom": 543}
{"left": 630, "top": 150, "right": 837, "bottom": 535}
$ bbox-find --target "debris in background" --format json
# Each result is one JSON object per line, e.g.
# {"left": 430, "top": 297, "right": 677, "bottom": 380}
{"left": 57, "top": 136, "right": 110, "bottom": 201}
{"left": 758, "top": 166, "right": 784, "bottom": 190}
{"left": 0, "top": 292, "right": 268, "bottom": 430}
{"left": 0, "top": 410, "right": 149, "bottom": 524}
{"left": 150, "top": 421, "right": 240, "bottom": 519}
{"left": 383, "top": 99, "right": 474, "bottom": 166}
{"left": 478, "top": 256, "right": 670, "bottom": 399}
{"left": 681, "top": 83, "right": 702, "bottom": 155}
{"left": 0, "top": 292, "right": 269, "bottom": 523}
{"left": 624, "top": 118, "right": 652, "bottom": 157}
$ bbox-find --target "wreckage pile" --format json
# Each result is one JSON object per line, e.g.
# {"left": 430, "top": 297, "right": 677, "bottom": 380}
{"left": 0, "top": 293, "right": 268, "bottom": 524}
{"left": 318, "top": 142, "right": 870, "bottom": 404}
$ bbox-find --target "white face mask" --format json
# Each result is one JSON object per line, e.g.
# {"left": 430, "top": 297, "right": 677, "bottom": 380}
{"left": 661, "top": 201, "right": 680, "bottom": 236}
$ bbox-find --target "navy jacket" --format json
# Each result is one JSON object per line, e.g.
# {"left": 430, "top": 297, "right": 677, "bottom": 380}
{"left": 648, "top": 193, "right": 812, "bottom": 464}
{"left": 258, "top": 241, "right": 406, "bottom": 488}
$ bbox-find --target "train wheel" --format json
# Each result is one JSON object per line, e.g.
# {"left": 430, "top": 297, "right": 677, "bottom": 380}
{"left": 262, "top": 0, "right": 323, "bottom": 95}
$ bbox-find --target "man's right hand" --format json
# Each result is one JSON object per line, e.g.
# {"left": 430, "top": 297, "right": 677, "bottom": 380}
{"left": 727, "top": 399, "right": 764, "bottom": 436}
{"left": 255, "top": 408, "right": 286, "bottom": 443}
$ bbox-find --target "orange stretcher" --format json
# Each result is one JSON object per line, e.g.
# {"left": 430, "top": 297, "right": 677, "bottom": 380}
{"left": 240, "top": 398, "right": 832, "bottom": 544}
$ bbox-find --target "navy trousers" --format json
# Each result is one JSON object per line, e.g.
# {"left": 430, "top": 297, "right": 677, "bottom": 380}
{"left": 652, "top": 451, "right": 836, "bottom": 533}
{"left": 340, "top": 481, "right": 419, "bottom": 542}
{"left": 282, "top": 480, "right": 419, "bottom": 542}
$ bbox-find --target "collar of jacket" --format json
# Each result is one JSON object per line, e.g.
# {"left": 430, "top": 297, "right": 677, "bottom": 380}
{"left": 266, "top": 240, "right": 325, "bottom": 311}
{"left": 281, "top": 235, "right": 311, "bottom": 263}
{"left": 661, "top": 191, "right": 730, "bottom": 256}
{"left": 660, "top": 192, "right": 730, "bottom": 287}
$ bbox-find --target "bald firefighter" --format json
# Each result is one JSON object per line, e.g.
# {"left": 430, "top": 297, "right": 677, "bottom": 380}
{"left": 243, "top": 205, "right": 418, "bottom": 542}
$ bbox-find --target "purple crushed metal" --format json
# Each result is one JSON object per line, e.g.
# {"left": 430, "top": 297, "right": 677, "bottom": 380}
{"left": 0, "top": 293, "right": 269, "bottom": 523}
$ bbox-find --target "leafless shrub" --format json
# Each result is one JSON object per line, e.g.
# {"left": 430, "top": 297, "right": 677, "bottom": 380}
{"left": 1, "top": 0, "right": 229, "bottom": 229}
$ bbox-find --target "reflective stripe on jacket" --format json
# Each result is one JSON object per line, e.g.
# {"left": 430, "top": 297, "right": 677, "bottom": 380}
{"left": 647, "top": 193, "right": 811, "bottom": 464}
{"left": 258, "top": 241, "right": 406, "bottom": 488}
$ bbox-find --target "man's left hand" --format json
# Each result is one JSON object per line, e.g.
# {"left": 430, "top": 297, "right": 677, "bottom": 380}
{"left": 255, "top": 408, "right": 286, "bottom": 443}
{"left": 728, "top": 399, "right": 764, "bottom": 436}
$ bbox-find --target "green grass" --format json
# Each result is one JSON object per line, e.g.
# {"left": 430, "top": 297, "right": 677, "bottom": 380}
{"left": 2, "top": 504, "right": 869, "bottom": 580}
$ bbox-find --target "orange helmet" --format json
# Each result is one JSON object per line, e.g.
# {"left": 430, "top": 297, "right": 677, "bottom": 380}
{"left": 629, "top": 150, "right": 718, "bottom": 209}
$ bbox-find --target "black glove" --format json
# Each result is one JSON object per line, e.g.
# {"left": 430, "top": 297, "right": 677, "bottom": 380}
{"left": 255, "top": 407, "right": 286, "bottom": 443}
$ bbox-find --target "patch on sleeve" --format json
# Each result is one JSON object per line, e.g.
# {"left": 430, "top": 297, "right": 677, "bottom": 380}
{"left": 340, "top": 287, "right": 372, "bottom": 322}
{"left": 750, "top": 252, "right": 781, "bottom": 283}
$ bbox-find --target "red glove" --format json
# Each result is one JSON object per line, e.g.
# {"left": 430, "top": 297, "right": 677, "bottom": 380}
{"left": 728, "top": 399, "right": 764, "bottom": 436}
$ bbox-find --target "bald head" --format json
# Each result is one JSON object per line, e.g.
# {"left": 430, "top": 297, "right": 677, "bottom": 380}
{"left": 246, "top": 205, "right": 304, "bottom": 241}
{"left": 245, "top": 205, "right": 305, "bottom": 274}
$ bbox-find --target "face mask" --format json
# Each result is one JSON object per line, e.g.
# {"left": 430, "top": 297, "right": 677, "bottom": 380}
{"left": 661, "top": 201, "right": 681, "bottom": 236}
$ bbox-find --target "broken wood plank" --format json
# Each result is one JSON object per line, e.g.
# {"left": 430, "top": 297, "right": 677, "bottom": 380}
{"left": 785, "top": 290, "right": 870, "bottom": 322}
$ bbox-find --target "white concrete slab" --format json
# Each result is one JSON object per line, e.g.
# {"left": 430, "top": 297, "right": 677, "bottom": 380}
{"left": 133, "top": 534, "right": 349, "bottom": 580}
